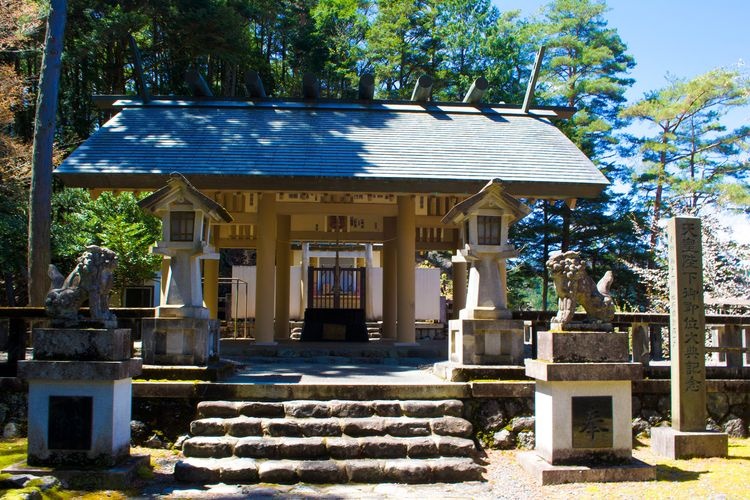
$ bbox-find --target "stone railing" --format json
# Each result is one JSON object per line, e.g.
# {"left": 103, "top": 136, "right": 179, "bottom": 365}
{"left": 513, "top": 310, "right": 750, "bottom": 369}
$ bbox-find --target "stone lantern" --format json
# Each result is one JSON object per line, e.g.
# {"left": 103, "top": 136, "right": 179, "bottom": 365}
{"left": 441, "top": 179, "right": 530, "bottom": 366}
{"left": 138, "top": 173, "right": 232, "bottom": 365}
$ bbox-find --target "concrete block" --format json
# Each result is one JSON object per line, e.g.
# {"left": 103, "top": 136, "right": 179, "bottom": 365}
{"left": 405, "top": 437, "right": 439, "bottom": 457}
{"left": 383, "top": 417, "right": 431, "bottom": 437}
{"left": 219, "top": 458, "right": 259, "bottom": 483}
{"left": 277, "top": 437, "right": 327, "bottom": 459}
{"left": 258, "top": 460, "right": 299, "bottom": 484}
{"left": 449, "top": 319, "right": 524, "bottom": 365}
{"left": 296, "top": 460, "right": 347, "bottom": 483}
{"left": 651, "top": 426, "right": 728, "bottom": 459}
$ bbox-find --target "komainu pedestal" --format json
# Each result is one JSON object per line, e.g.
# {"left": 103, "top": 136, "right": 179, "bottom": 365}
{"left": 520, "top": 330, "right": 655, "bottom": 485}
{"left": 18, "top": 328, "right": 142, "bottom": 467}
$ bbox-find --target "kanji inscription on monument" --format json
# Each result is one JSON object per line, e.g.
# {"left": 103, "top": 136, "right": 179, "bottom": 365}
{"left": 571, "top": 396, "right": 613, "bottom": 448}
{"left": 667, "top": 216, "right": 706, "bottom": 432}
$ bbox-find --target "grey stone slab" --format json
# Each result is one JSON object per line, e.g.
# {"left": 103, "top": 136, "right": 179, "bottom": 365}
{"left": 517, "top": 451, "right": 656, "bottom": 485}
{"left": 360, "top": 436, "right": 408, "bottom": 458}
{"left": 325, "top": 437, "right": 362, "bottom": 459}
{"left": 382, "top": 459, "right": 433, "bottom": 483}
{"left": 431, "top": 457, "right": 484, "bottom": 482}
{"left": 536, "top": 331, "right": 629, "bottom": 363}
{"left": 197, "top": 401, "right": 241, "bottom": 418}
{"left": 345, "top": 459, "right": 384, "bottom": 482}
{"left": 258, "top": 460, "right": 300, "bottom": 484}
{"left": 225, "top": 416, "right": 263, "bottom": 437}
{"left": 174, "top": 458, "right": 221, "bottom": 483}
{"left": 285, "top": 401, "right": 331, "bottom": 418}
{"left": 239, "top": 402, "right": 285, "bottom": 418}
{"left": 435, "top": 436, "right": 476, "bottom": 456}
{"left": 405, "top": 437, "right": 439, "bottom": 458}
{"left": 299, "top": 418, "right": 342, "bottom": 437}
{"left": 264, "top": 418, "right": 304, "bottom": 437}
{"left": 373, "top": 401, "right": 402, "bottom": 417}
{"left": 651, "top": 426, "right": 728, "bottom": 459}
{"left": 401, "top": 401, "right": 443, "bottom": 418}
{"left": 2, "top": 455, "right": 149, "bottom": 490}
{"left": 277, "top": 437, "right": 327, "bottom": 459}
{"left": 32, "top": 328, "right": 131, "bottom": 361}
{"left": 219, "top": 458, "right": 260, "bottom": 483}
{"left": 189, "top": 418, "right": 226, "bottom": 437}
{"left": 296, "top": 460, "right": 347, "bottom": 483}
{"left": 330, "top": 401, "right": 375, "bottom": 417}
{"left": 438, "top": 400, "right": 465, "bottom": 417}
{"left": 182, "top": 437, "right": 236, "bottom": 458}
{"left": 341, "top": 417, "right": 385, "bottom": 437}
{"left": 18, "top": 358, "right": 142, "bottom": 381}
{"left": 430, "top": 416, "right": 473, "bottom": 437}
{"left": 383, "top": 417, "right": 431, "bottom": 437}
{"left": 524, "top": 360, "right": 643, "bottom": 382}
{"left": 234, "top": 437, "right": 280, "bottom": 459}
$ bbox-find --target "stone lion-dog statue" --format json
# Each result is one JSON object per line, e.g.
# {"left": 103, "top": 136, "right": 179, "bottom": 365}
{"left": 546, "top": 251, "right": 614, "bottom": 330}
{"left": 46, "top": 245, "right": 118, "bottom": 326}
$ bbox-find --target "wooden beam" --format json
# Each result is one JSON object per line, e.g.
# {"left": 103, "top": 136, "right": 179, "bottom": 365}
{"left": 410, "top": 75, "right": 433, "bottom": 102}
{"left": 245, "top": 70, "right": 266, "bottom": 98}
{"left": 462, "top": 76, "right": 489, "bottom": 104}
{"left": 416, "top": 241, "right": 457, "bottom": 251}
{"left": 302, "top": 73, "right": 319, "bottom": 100}
{"left": 128, "top": 35, "right": 150, "bottom": 103}
{"left": 565, "top": 198, "right": 577, "bottom": 209}
{"left": 185, "top": 68, "right": 213, "bottom": 97}
{"left": 522, "top": 46, "right": 546, "bottom": 114}
{"left": 358, "top": 73, "right": 375, "bottom": 100}
{"left": 216, "top": 237, "right": 256, "bottom": 249}
{"left": 290, "top": 231, "right": 384, "bottom": 242}
{"left": 226, "top": 212, "right": 257, "bottom": 224}
{"left": 276, "top": 202, "right": 398, "bottom": 216}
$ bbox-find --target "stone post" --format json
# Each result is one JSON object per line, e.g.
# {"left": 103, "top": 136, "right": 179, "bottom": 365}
{"left": 652, "top": 216, "right": 727, "bottom": 459}
{"left": 451, "top": 258, "right": 467, "bottom": 320}
{"left": 630, "top": 322, "right": 650, "bottom": 365}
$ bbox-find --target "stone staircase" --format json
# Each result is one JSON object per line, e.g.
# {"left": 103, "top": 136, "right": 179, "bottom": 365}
{"left": 175, "top": 399, "right": 484, "bottom": 484}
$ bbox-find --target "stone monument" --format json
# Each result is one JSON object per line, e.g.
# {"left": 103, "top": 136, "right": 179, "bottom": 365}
{"left": 138, "top": 173, "right": 233, "bottom": 366}
{"left": 5, "top": 246, "right": 146, "bottom": 488}
{"left": 437, "top": 180, "right": 529, "bottom": 376}
{"left": 651, "top": 216, "right": 728, "bottom": 459}
{"left": 519, "top": 251, "right": 655, "bottom": 485}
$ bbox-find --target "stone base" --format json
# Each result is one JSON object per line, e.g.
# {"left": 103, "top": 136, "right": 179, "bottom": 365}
{"left": 448, "top": 319, "right": 523, "bottom": 365}
{"left": 139, "top": 361, "right": 236, "bottom": 381}
{"left": 432, "top": 361, "right": 526, "bottom": 382}
{"left": 517, "top": 451, "right": 656, "bottom": 485}
{"left": 3, "top": 455, "right": 150, "bottom": 490}
{"left": 651, "top": 426, "right": 728, "bottom": 459}
{"left": 537, "top": 330, "right": 628, "bottom": 363}
{"left": 31, "top": 328, "right": 132, "bottom": 361}
{"left": 141, "top": 317, "right": 219, "bottom": 366}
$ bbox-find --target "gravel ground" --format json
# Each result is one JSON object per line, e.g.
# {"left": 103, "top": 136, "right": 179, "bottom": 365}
{"left": 131, "top": 441, "right": 750, "bottom": 499}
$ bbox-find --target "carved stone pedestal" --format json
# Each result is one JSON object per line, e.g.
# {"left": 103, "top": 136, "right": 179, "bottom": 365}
{"left": 17, "top": 328, "right": 142, "bottom": 468}
{"left": 520, "top": 331, "right": 655, "bottom": 485}
{"left": 141, "top": 317, "right": 219, "bottom": 366}
{"left": 448, "top": 318, "right": 524, "bottom": 365}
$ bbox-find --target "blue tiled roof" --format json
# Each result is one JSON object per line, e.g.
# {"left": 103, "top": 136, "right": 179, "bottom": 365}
{"left": 56, "top": 100, "right": 609, "bottom": 197}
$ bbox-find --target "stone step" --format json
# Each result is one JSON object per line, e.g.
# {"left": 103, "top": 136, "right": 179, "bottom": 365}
{"left": 175, "top": 456, "right": 484, "bottom": 484}
{"left": 197, "top": 399, "right": 464, "bottom": 419}
{"left": 189, "top": 415, "right": 473, "bottom": 439}
{"left": 182, "top": 435, "right": 477, "bottom": 460}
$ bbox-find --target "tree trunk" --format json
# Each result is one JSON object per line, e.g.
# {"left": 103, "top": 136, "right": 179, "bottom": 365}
{"left": 27, "top": 0, "right": 67, "bottom": 306}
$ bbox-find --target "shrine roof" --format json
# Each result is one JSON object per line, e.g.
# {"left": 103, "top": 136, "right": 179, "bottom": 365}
{"left": 55, "top": 98, "right": 609, "bottom": 198}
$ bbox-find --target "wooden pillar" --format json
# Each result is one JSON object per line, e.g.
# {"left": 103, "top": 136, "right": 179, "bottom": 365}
{"left": 202, "top": 259, "right": 219, "bottom": 320}
{"left": 452, "top": 258, "right": 467, "bottom": 320}
{"left": 255, "top": 193, "right": 277, "bottom": 343}
{"left": 397, "top": 195, "right": 416, "bottom": 344}
{"left": 718, "top": 324, "right": 742, "bottom": 368}
{"left": 382, "top": 217, "right": 397, "bottom": 340}
{"left": 301, "top": 243, "right": 310, "bottom": 315}
{"left": 274, "top": 214, "right": 291, "bottom": 340}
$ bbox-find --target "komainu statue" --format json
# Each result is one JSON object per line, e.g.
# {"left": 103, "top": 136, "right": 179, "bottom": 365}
{"left": 46, "top": 245, "right": 118, "bottom": 326}
{"left": 546, "top": 251, "right": 615, "bottom": 330}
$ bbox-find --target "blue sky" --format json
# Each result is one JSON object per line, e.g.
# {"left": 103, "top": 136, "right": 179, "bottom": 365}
{"left": 491, "top": 0, "right": 750, "bottom": 241}
{"left": 492, "top": 0, "right": 750, "bottom": 103}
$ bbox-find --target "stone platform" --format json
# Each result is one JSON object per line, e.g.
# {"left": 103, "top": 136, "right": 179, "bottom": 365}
{"left": 651, "top": 427, "right": 728, "bottom": 459}
{"left": 517, "top": 451, "right": 655, "bottom": 485}
{"left": 3, "top": 455, "right": 150, "bottom": 490}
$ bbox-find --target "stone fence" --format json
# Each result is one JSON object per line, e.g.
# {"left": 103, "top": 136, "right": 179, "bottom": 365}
{"left": 1, "top": 308, "right": 749, "bottom": 376}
